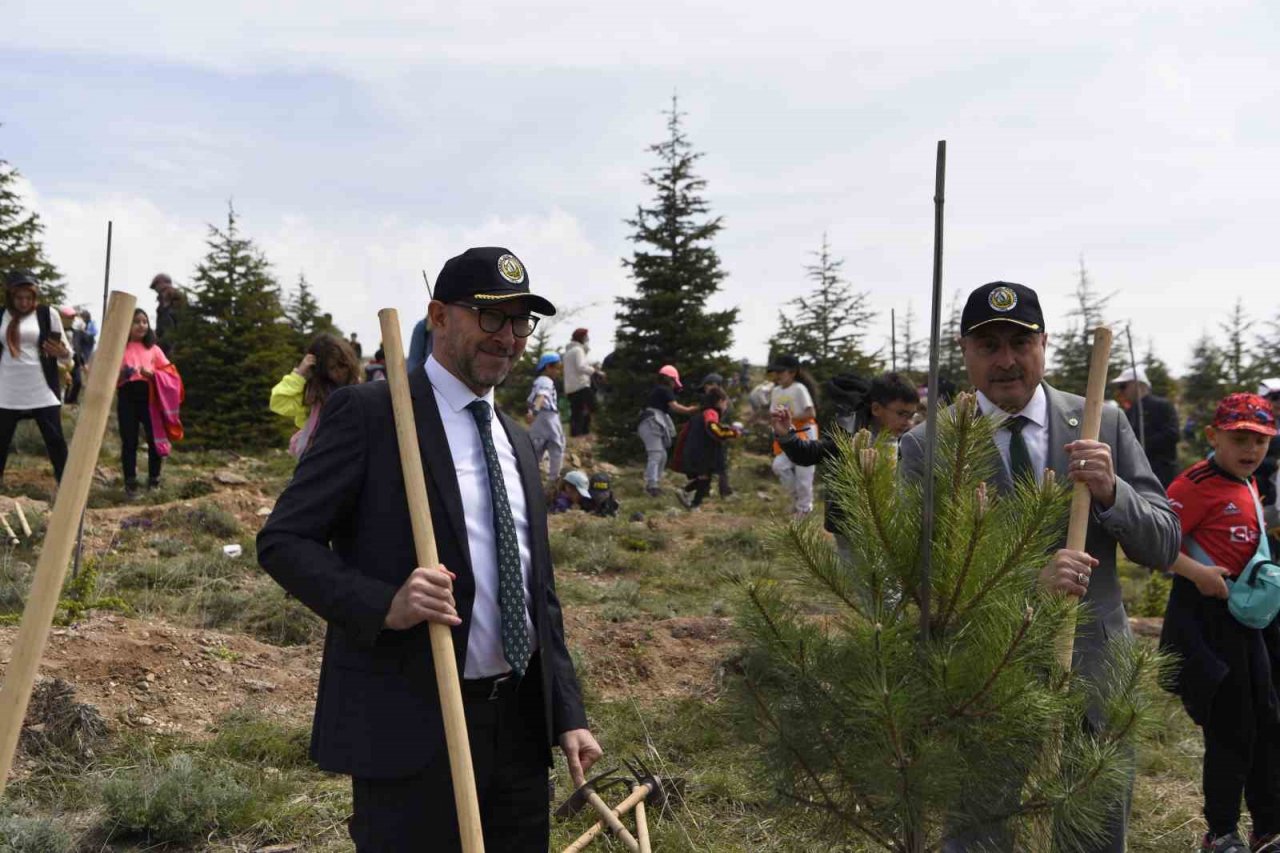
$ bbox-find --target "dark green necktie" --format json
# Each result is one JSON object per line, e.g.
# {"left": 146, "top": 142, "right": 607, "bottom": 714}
{"left": 1003, "top": 415, "right": 1034, "bottom": 484}
{"left": 466, "top": 400, "right": 531, "bottom": 678}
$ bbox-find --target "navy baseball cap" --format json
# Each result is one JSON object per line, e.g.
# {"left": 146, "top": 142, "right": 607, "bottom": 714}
{"left": 4, "top": 270, "right": 38, "bottom": 289}
{"left": 434, "top": 247, "right": 556, "bottom": 316}
{"left": 960, "top": 282, "right": 1046, "bottom": 336}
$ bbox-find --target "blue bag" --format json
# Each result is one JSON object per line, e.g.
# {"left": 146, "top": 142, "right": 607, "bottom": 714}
{"left": 1185, "top": 484, "right": 1280, "bottom": 630}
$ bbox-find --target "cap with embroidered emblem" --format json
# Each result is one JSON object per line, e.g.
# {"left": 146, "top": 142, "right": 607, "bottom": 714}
{"left": 961, "top": 281, "right": 1045, "bottom": 336}
{"left": 434, "top": 247, "right": 556, "bottom": 316}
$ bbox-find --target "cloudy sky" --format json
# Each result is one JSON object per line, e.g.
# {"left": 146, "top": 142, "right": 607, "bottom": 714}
{"left": 3, "top": 1, "right": 1276, "bottom": 373}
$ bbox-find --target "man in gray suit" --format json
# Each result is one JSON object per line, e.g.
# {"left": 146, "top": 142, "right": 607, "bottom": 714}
{"left": 899, "top": 281, "right": 1180, "bottom": 853}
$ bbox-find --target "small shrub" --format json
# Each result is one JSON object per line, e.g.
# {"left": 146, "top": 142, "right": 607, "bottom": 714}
{"left": 0, "top": 812, "right": 73, "bottom": 853}
{"left": 101, "top": 753, "right": 251, "bottom": 843}
{"left": 208, "top": 709, "right": 311, "bottom": 768}
{"left": 146, "top": 536, "right": 187, "bottom": 558}
{"left": 1138, "top": 571, "right": 1173, "bottom": 618}
{"left": 181, "top": 503, "right": 240, "bottom": 539}
{"left": 0, "top": 560, "right": 33, "bottom": 612}
{"left": 702, "top": 527, "right": 768, "bottom": 560}
{"left": 176, "top": 478, "right": 215, "bottom": 500}
{"left": 242, "top": 586, "right": 324, "bottom": 646}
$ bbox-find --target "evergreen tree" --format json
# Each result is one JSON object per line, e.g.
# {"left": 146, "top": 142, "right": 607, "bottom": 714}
{"left": 1182, "top": 334, "right": 1228, "bottom": 457}
{"left": 1140, "top": 340, "right": 1176, "bottom": 400}
{"left": 598, "top": 96, "right": 737, "bottom": 459}
{"left": 768, "top": 234, "right": 879, "bottom": 382}
{"left": 0, "top": 157, "right": 66, "bottom": 305}
{"left": 1049, "top": 258, "right": 1123, "bottom": 395}
{"left": 737, "top": 399, "right": 1161, "bottom": 852}
{"left": 938, "top": 290, "right": 967, "bottom": 391}
{"left": 174, "top": 206, "right": 298, "bottom": 449}
{"left": 897, "top": 302, "right": 925, "bottom": 380}
{"left": 285, "top": 273, "right": 338, "bottom": 343}
{"left": 1219, "top": 298, "right": 1258, "bottom": 390}
{"left": 1255, "top": 309, "right": 1280, "bottom": 382}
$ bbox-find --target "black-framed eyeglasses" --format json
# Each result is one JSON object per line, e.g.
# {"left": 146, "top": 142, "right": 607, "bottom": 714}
{"left": 456, "top": 303, "right": 539, "bottom": 338}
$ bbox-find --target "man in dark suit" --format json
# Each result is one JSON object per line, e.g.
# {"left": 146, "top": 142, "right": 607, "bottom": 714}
{"left": 258, "top": 247, "right": 601, "bottom": 852}
{"left": 899, "top": 282, "right": 1180, "bottom": 853}
{"left": 1112, "top": 366, "right": 1181, "bottom": 488}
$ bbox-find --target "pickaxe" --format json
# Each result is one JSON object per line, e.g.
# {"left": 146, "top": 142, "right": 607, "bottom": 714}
{"left": 559, "top": 759, "right": 683, "bottom": 853}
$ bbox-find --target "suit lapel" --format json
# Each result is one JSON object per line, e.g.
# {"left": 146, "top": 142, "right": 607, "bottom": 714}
{"left": 1043, "top": 383, "right": 1082, "bottom": 477}
{"left": 409, "top": 367, "right": 474, "bottom": 579}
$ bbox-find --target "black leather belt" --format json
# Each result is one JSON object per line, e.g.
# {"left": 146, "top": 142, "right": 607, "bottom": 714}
{"left": 461, "top": 672, "right": 519, "bottom": 702}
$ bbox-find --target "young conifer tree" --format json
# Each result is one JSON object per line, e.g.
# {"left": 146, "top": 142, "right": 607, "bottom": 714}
{"left": 598, "top": 96, "right": 737, "bottom": 460}
{"left": 737, "top": 395, "right": 1160, "bottom": 852}
{"left": 175, "top": 206, "right": 298, "bottom": 448}
{"left": 1049, "top": 259, "right": 1124, "bottom": 395}
{"left": 1182, "top": 334, "right": 1229, "bottom": 457}
{"left": 769, "top": 234, "right": 879, "bottom": 382}
{"left": 0, "top": 157, "right": 66, "bottom": 305}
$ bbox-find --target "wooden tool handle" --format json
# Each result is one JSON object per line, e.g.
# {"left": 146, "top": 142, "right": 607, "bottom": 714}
{"left": 13, "top": 500, "right": 31, "bottom": 538}
{"left": 1057, "top": 325, "right": 1114, "bottom": 672}
{"left": 635, "top": 790, "right": 652, "bottom": 853}
{"left": 1, "top": 513, "right": 17, "bottom": 544}
{"left": 0, "top": 291, "right": 136, "bottom": 796}
{"left": 562, "top": 784, "right": 651, "bottom": 853}
{"left": 586, "top": 790, "right": 640, "bottom": 852}
{"left": 378, "top": 309, "right": 485, "bottom": 852}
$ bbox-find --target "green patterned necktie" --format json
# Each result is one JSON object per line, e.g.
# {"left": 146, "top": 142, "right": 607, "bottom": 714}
{"left": 1003, "top": 415, "right": 1034, "bottom": 484}
{"left": 466, "top": 400, "right": 531, "bottom": 678}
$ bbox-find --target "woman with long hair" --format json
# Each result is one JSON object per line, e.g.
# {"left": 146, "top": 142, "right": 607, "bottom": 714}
{"left": 0, "top": 270, "right": 72, "bottom": 487}
{"left": 270, "top": 333, "right": 362, "bottom": 457}
{"left": 116, "top": 308, "right": 173, "bottom": 497}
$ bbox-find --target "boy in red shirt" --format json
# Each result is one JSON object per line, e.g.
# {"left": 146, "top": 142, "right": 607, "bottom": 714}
{"left": 1160, "top": 393, "right": 1280, "bottom": 853}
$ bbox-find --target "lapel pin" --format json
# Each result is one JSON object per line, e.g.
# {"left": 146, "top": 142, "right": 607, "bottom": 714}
{"left": 1068, "top": 417, "right": 1079, "bottom": 427}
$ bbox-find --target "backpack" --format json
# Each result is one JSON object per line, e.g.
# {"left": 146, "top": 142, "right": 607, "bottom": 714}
{"left": 1185, "top": 484, "right": 1280, "bottom": 630}
{"left": 668, "top": 421, "right": 691, "bottom": 474}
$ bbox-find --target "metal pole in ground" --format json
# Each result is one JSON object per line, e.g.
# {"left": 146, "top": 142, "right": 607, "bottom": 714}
{"left": 919, "top": 140, "right": 947, "bottom": 642}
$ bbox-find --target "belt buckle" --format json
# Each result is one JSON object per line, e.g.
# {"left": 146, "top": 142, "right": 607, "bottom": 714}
{"left": 488, "top": 674, "right": 511, "bottom": 701}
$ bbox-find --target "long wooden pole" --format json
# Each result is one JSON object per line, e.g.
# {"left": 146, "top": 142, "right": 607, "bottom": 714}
{"left": 1056, "top": 326, "right": 1114, "bottom": 673}
{"left": 0, "top": 290, "right": 136, "bottom": 796}
{"left": 918, "top": 140, "right": 947, "bottom": 643}
{"left": 1125, "top": 324, "right": 1145, "bottom": 450}
{"left": 377, "top": 308, "right": 484, "bottom": 852}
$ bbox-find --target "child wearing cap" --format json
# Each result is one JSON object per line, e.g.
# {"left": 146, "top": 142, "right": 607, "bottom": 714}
{"left": 637, "top": 365, "right": 698, "bottom": 496}
{"left": 768, "top": 355, "right": 819, "bottom": 517}
{"left": 527, "top": 352, "right": 565, "bottom": 481}
{"left": 587, "top": 471, "right": 620, "bottom": 517}
{"left": 551, "top": 470, "right": 592, "bottom": 514}
{"left": 1159, "top": 393, "right": 1280, "bottom": 853}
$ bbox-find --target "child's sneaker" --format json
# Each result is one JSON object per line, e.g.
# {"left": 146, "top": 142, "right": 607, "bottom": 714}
{"left": 1251, "top": 831, "right": 1280, "bottom": 852}
{"left": 1203, "top": 831, "right": 1248, "bottom": 852}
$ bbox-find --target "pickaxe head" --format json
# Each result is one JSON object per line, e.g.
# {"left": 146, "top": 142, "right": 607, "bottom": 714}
{"left": 554, "top": 767, "right": 630, "bottom": 819}
{"left": 622, "top": 756, "right": 686, "bottom": 811}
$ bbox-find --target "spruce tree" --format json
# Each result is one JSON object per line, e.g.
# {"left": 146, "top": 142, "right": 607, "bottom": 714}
{"left": 598, "top": 97, "right": 737, "bottom": 459}
{"left": 897, "top": 302, "right": 925, "bottom": 379}
{"left": 736, "top": 398, "right": 1161, "bottom": 852}
{"left": 938, "top": 290, "right": 967, "bottom": 391}
{"left": 174, "top": 206, "right": 298, "bottom": 449}
{"left": 768, "top": 234, "right": 879, "bottom": 382}
{"left": 285, "top": 273, "right": 338, "bottom": 343}
{"left": 1140, "top": 340, "right": 1176, "bottom": 400}
{"left": 1182, "top": 334, "right": 1228, "bottom": 457}
{"left": 1049, "top": 258, "right": 1123, "bottom": 395}
{"left": 1255, "top": 310, "right": 1280, "bottom": 382}
{"left": 0, "top": 157, "right": 66, "bottom": 305}
{"left": 1219, "top": 298, "right": 1258, "bottom": 390}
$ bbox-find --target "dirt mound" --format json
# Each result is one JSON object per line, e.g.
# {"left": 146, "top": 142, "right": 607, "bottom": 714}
{"left": 0, "top": 611, "right": 319, "bottom": 741}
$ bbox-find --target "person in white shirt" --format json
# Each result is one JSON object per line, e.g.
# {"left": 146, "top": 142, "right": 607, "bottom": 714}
{"left": 562, "top": 329, "right": 597, "bottom": 436}
{"left": 0, "top": 270, "right": 72, "bottom": 486}
{"left": 768, "top": 354, "right": 819, "bottom": 517}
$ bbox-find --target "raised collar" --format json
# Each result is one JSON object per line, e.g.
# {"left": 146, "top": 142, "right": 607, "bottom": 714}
{"left": 425, "top": 354, "right": 495, "bottom": 414}
{"left": 976, "top": 383, "right": 1048, "bottom": 428}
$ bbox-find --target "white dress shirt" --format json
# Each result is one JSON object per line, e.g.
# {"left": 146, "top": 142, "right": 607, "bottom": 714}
{"left": 977, "top": 385, "right": 1049, "bottom": 484}
{"left": 425, "top": 355, "right": 537, "bottom": 678}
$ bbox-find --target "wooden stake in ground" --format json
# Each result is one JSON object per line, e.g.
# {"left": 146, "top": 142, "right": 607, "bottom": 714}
{"left": 1, "top": 514, "right": 18, "bottom": 547}
{"left": 12, "top": 500, "right": 31, "bottom": 539}
{"left": 378, "top": 308, "right": 484, "bottom": 852}
{"left": 0, "top": 290, "right": 136, "bottom": 797}
{"left": 1057, "top": 326, "right": 1114, "bottom": 672}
